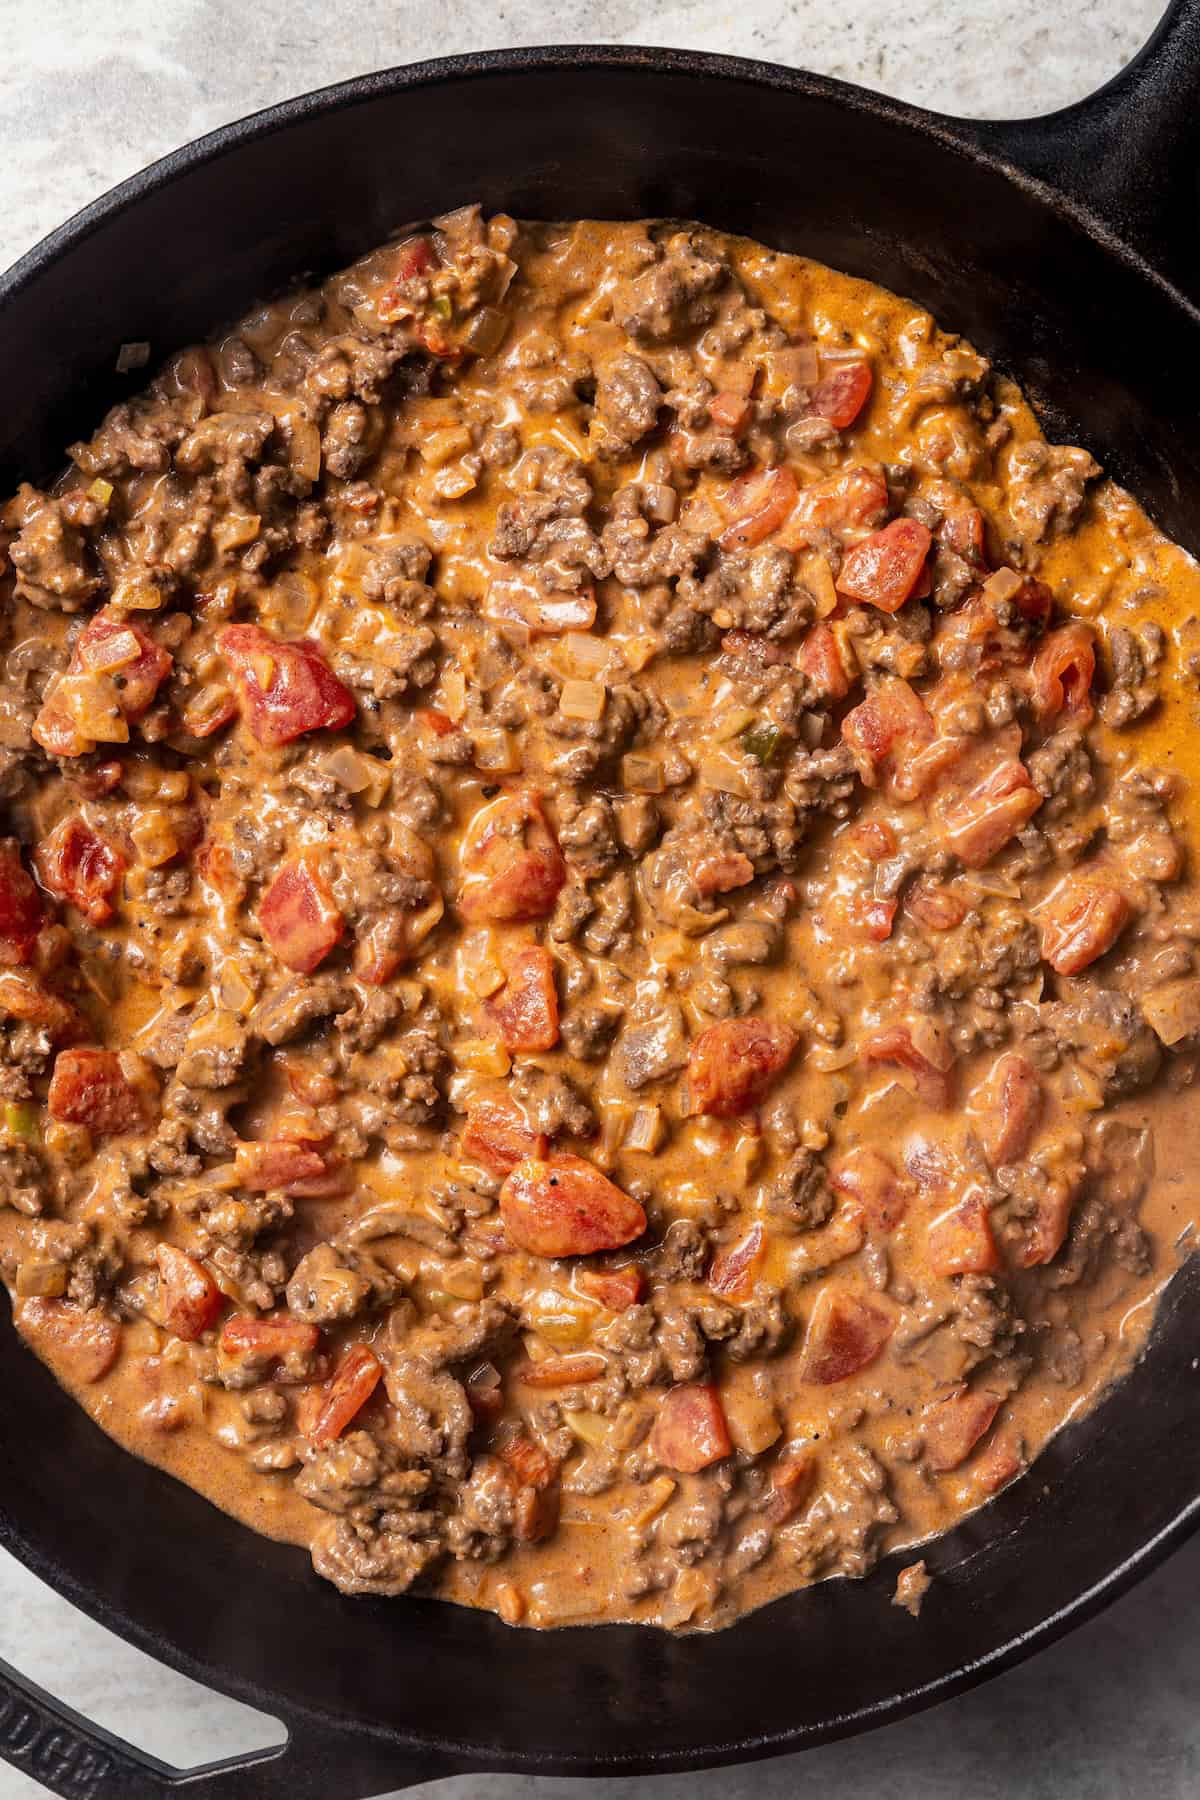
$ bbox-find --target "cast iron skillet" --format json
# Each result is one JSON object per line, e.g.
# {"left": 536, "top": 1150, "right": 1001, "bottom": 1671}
{"left": 3, "top": 7, "right": 1200, "bottom": 1795}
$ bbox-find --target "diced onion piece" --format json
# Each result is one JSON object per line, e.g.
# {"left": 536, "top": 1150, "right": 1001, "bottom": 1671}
{"left": 213, "top": 512, "right": 261, "bottom": 551}
{"left": 766, "top": 344, "right": 819, "bottom": 389}
{"left": 321, "top": 745, "right": 373, "bottom": 793}
{"left": 699, "top": 751, "right": 755, "bottom": 798}
{"left": 630, "top": 1475, "right": 677, "bottom": 1528}
{"left": 802, "top": 552, "right": 839, "bottom": 617}
{"left": 625, "top": 1105, "right": 665, "bottom": 1153}
{"left": 621, "top": 635, "right": 658, "bottom": 673}
{"left": 56, "top": 674, "right": 130, "bottom": 744}
{"left": 564, "top": 1409, "right": 611, "bottom": 1448}
{"left": 451, "top": 1037, "right": 511, "bottom": 1077}
{"left": 471, "top": 729, "right": 521, "bottom": 773}
{"left": 130, "top": 810, "right": 180, "bottom": 868}
{"left": 559, "top": 679, "right": 606, "bottom": 722}
{"left": 561, "top": 632, "right": 611, "bottom": 676}
{"left": 621, "top": 754, "right": 664, "bottom": 794}
{"left": 463, "top": 306, "right": 509, "bottom": 355}
{"left": 439, "top": 1261, "right": 485, "bottom": 1301}
{"left": 80, "top": 628, "right": 142, "bottom": 674}
{"left": 715, "top": 707, "right": 757, "bottom": 743}
{"left": 982, "top": 567, "right": 1024, "bottom": 604}
{"left": 440, "top": 670, "right": 467, "bottom": 722}
{"left": 423, "top": 425, "right": 472, "bottom": 467}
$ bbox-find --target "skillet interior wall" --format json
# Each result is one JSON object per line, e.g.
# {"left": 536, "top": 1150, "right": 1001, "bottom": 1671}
{"left": 3, "top": 51, "right": 1200, "bottom": 1787}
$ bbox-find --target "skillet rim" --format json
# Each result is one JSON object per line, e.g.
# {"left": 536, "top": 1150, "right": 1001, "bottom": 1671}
{"left": 2, "top": 39, "right": 1199, "bottom": 1782}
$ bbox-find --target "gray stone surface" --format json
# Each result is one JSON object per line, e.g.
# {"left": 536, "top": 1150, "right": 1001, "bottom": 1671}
{"left": 0, "top": 0, "right": 1189, "bottom": 1795}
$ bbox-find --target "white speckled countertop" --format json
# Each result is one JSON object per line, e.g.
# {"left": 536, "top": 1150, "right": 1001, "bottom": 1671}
{"left": 2, "top": 2, "right": 1196, "bottom": 1796}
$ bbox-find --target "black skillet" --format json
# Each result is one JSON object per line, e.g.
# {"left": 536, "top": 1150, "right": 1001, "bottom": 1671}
{"left": 3, "top": 7, "right": 1200, "bottom": 1795}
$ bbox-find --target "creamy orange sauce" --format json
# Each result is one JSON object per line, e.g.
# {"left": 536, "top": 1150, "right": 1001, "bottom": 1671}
{"left": 0, "top": 213, "right": 1197, "bottom": 1631}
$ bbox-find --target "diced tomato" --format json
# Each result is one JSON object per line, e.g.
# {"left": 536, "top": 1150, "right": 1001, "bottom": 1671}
{"left": 1038, "top": 870, "right": 1130, "bottom": 975}
{"left": 842, "top": 677, "right": 935, "bottom": 790}
{"left": 234, "top": 1138, "right": 331, "bottom": 1194}
{"left": 798, "top": 1289, "right": 893, "bottom": 1384}
{"left": 259, "top": 854, "right": 344, "bottom": 974}
{"left": 797, "top": 622, "right": 853, "bottom": 700}
{"left": 836, "top": 519, "right": 933, "bottom": 613}
{"left": 933, "top": 746, "right": 1042, "bottom": 869}
{"left": 719, "top": 466, "right": 799, "bottom": 551}
{"left": 0, "top": 841, "right": 43, "bottom": 965}
{"left": 782, "top": 464, "right": 889, "bottom": 547}
{"left": 693, "top": 850, "right": 755, "bottom": 897}
{"left": 907, "top": 881, "right": 967, "bottom": 932}
{"left": 155, "top": 1244, "right": 224, "bottom": 1341}
{"left": 73, "top": 612, "right": 172, "bottom": 719}
{"left": 47, "top": 1048, "right": 152, "bottom": 1138}
{"left": 829, "top": 1146, "right": 910, "bottom": 1232}
{"left": 1013, "top": 1178, "right": 1077, "bottom": 1268}
{"left": 218, "top": 624, "right": 356, "bottom": 747}
{"left": 380, "top": 234, "right": 438, "bottom": 305}
{"left": 484, "top": 945, "right": 559, "bottom": 1052}
{"left": 970, "top": 1052, "right": 1042, "bottom": 1167}
{"left": 970, "top": 1430, "right": 1024, "bottom": 1496}
{"left": 577, "top": 1266, "right": 644, "bottom": 1311}
{"left": 939, "top": 507, "right": 988, "bottom": 570}
{"left": 34, "top": 817, "right": 125, "bottom": 926}
{"left": 309, "top": 1344, "right": 384, "bottom": 1447}
{"left": 516, "top": 1352, "right": 608, "bottom": 1387}
{"left": 846, "top": 891, "right": 898, "bottom": 943}
{"left": 808, "top": 361, "right": 873, "bottom": 430}
{"left": 710, "top": 389, "right": 754, "bottom": 434}
{"left": 862, "top": 1023, "right": 955, "bottom": 1109}
{"left": 499, "top": 1153, "right": 647, "bottom": 1258}
{"left": 461, "top": 1096, "right": 548, "bottom": 1177}
{"left": 684, "top": 1017, "right": 797, "bottom": 1118}
{"left": 16, "top": 1298, "right": 122, "bottom": 1384}
{"left": 498, "top": 1432, "right": 559, "bottom": 1491}
{"left": 763, "top": 1442, "right": 818, "bottom": 1522}
{"left": 459, "top": 789, "right": 566, "bottom": 923}
{"left": 650, "top": 1382, "right": 733, "bottom": 1472}
{"left": 923, "top": 1387, "right": 1001, "bottom": 1472}
{"left": 0, "top": 971, "right": 86, "bottom": 1043}
{"left": 226, "top": 1309, "right": 320, "bottom": 1361}
{"left": 927, "top": 1193, "right": 1001, "bottom": 1277}
{"left": 709, "top": 1222, "right": 766, "bottom": 1298}
{"left": 220, "top": 1313, "right": 320, "bottom": 1361}
{"left": 1030, "top": 621, "right": 1095, "bottom": 726}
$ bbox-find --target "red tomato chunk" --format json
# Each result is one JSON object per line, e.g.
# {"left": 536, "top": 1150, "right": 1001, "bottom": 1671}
{"left": 47, "top": 1048, "right": 152, "bottom": 1139}
{"left": 218, "top": 624, "right": 356, "bottom": 747}
{"left": 500, "top": 1154, "right": 646, "bottom": 1258}
{"left": 836, "top": 519, "right": 932, "bottom": 612}
{"left": 0, "top": 840, "right": 43, "bottom": 964}
{"left": 685, "top": 1017, "right": 797, "bottom": 1117}
{"left": 34, "top": 817, "right": 126, "bottom": 925}
{"left": 259, "top": 855, "right": 344, "bottom": 974}
{"left": 650, "top": 1383, "right": 733, "bottom": 1472}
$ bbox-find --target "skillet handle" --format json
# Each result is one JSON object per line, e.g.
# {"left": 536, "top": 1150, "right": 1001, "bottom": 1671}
{"left": 0, "top": 1654, "right": 455, "bottom": 1800}
{"left": 947, "top": 0, "right": 1200, "bottom": 302}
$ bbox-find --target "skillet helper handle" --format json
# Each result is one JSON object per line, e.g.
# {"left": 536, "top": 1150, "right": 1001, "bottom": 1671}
{"left": 950, "top": 0, "right": 1200, "bottom": 303}
{"left": 0, "top": 1654, "right": 454, "bottom": 1800}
